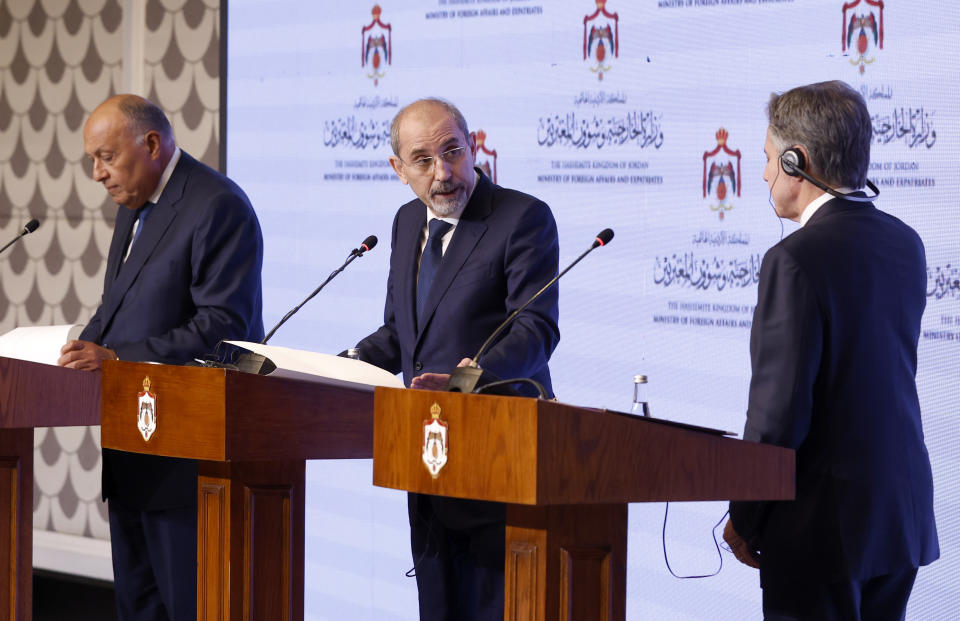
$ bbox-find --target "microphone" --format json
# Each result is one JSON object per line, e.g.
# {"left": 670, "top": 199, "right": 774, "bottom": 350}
{"left": 446, "top": 228, "right": 614, "bottom": 395}
{"left": 352, "top": 235, "right": 377, "bottom": 256}
{"left": 592, "top": 227, "right": 614, "bottom": 248}
{"left": 0, "top": 219, "right": 40, "bottom": 256}
{"left": 260, "top": 235, "right": 378, "bottom": 344}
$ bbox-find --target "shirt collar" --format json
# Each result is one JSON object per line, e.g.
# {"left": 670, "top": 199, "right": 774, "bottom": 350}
{"left": 799, "top": 187, "right": 853, "bottom": 227}
{"left": 147, "top": 147, "right": 182, "bottom": 205}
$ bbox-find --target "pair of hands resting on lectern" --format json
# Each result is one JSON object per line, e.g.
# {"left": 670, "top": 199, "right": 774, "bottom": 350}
{"left": 57, "top": 340, "right": 117, "bottom": 371}
{"left": 409, "top": 357, "right": 473, "bottom": 390}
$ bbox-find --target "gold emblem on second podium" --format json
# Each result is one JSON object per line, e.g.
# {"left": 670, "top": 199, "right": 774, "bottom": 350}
{"left": 136, "top": 376, "right": 157, "bottom": 442}
{"left": 422, "top": 402, "right": 448, "bottom": 478}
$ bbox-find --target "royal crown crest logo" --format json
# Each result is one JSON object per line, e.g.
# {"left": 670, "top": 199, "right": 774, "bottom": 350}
{"left": 842, "top": 0, "right": 884, "bottom": 75}
{"left": 703, "top": 128, "right": 741, "bottom": 221}
{"left": 362, "top": 5, "right": 392, "bottom": 86}
{"left": 474, "top": 130, "right": 498, "bottom": 184}
{"left": 422, "top": 402, "right": 449, "bottom": 478}
{"left": 137, "top": 376, "right": 157, "bottom": 442}
{"left": 583, "top": 0, "right": 619, "bottom": 81}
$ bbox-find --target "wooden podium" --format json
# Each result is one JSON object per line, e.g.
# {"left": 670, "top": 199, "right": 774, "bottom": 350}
{"left": 372, "top": 388, "right": 795, "bottom": 621}
{"left": 99, "top": 360, "right": 375, "bottom": 621}
{"left": 0, "top": 356, "right": 101, "bottom": 621}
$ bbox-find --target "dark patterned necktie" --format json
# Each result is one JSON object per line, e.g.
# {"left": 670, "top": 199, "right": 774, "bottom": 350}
{"left": 417, "top": 219, "right": 452, "bottom": 327}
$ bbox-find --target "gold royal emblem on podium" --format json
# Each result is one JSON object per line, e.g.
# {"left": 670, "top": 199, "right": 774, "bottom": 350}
{"left": 136, "top": 376, "right": 157, "bottom": 442}
{"left": 422, "top": 402, "right": 449, "bottom": 478}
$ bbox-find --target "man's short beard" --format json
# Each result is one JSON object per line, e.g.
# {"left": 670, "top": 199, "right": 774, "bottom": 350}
{"left": 429, "top": 182, "right": 466, "bottom": 216}
{"left": 429, "top": 194, "right": 466, "bottom": 217}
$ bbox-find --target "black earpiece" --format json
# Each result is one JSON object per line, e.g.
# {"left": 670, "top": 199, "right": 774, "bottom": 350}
{"left": 780, "top": 148, "right": 806, "bottom": 177}
{"left": 776, "top": 145, "right": 879, "bottom": 202}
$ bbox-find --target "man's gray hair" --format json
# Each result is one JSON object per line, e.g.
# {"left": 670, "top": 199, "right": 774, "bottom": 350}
{"left": 117, "top": 96, "right": 175, "bottom": 144}
{"left": 766, "top": 80, "right": 872, "bottom": 189}
{"left": 390, "top": 98, "right": 470, "bottom": 156}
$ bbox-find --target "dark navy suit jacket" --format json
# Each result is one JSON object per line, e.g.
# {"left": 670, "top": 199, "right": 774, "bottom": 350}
{"left": 357, "top": 171, "right": 560, "bottom": 528}
{"left": 81, "top": 151, "right": 264, "bottom": 510}
{"left": 357, "top": 171, "right": 559, "bottom": 395}
{"left": 730, "top": 197, "right": 939, "bottom": 587}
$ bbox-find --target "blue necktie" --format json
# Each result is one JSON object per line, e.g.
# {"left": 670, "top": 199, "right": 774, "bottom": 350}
{"left": 122, "top": 203, "right": 154, "bottom": 266}
{"left": 417, "top": 219, "right": 452, "bottom": 327}
{"left": 127, "top": 202, "right": 153, "bottom": 256}
{"left": 131, "top": 203, "right": 154, "bottom": 247}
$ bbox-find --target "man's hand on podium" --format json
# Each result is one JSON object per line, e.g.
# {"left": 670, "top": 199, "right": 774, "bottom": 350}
{"left": 58, "top": 340, "right": 118, "bottom": 371}
{"left": 410, "top": 357, "right": 473, "bottom": 391}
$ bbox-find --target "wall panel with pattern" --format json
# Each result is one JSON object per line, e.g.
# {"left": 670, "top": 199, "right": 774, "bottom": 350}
{"left": 0, "top": 0, "right": 222, "bottom": 577}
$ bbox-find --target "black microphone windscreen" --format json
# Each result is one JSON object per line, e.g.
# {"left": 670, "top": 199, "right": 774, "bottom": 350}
{"left": 361, "top": 235, "right": 378, "bottom": 252}
{"left": 23, "top": 219, "right": 40, "bottom": 234}
{"left": 593, "top": 228, "right": 614, "bottom": 248}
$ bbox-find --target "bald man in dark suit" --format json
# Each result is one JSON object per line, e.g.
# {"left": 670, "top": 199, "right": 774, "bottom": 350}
{"left": 59, "top": 95, "right": 263, "bottom": 621}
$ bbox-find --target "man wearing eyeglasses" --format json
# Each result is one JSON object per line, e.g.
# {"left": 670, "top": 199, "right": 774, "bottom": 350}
{"left": 352, "top": 98, "right": 560, "bottom": 621}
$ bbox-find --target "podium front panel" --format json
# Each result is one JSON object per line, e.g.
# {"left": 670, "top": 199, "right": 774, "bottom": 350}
{"left": 101, "top": 362, "right": 228, "bottom": 461}
{"left": 373, "top": 387, "right": 794, "bottom": 506}
{"left": 374, "top": 388, "right": 543, "bottom": 504}
{"left": 101, "top": 360, "right": 375, "bottom": 462}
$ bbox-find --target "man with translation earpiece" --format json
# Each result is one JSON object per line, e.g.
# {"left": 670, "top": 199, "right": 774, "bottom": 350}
{"left": 723, "top": 80, "right": 938, "bottom": 621}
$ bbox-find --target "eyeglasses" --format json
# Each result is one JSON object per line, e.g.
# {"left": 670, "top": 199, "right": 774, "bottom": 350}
{"left": 402, "top": 146, "right": 466, "bottom": 173}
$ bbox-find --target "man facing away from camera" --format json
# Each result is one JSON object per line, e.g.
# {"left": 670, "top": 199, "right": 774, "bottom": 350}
{"left": 723, "top": 80, "right": 939, "bottom": 621}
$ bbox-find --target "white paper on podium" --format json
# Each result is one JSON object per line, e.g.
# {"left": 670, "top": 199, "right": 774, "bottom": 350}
{"left": 225, "top": 341, "right": 404, "bottom": 391}
{"left": 0, "top": 325, "right": 84, "bottom": 366}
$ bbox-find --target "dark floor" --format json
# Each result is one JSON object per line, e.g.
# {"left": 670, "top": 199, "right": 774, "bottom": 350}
{"left": 33, "top": 570, "right": 118, "bottom": 621}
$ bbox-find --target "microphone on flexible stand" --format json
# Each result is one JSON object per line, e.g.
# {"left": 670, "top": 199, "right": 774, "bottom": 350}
{"left": 445, "top": 228, "right": 614, "bottom": 396}
{"left": 351, "top": 235, "right": 378, "bottom": 256}
{"left": 225, "top": 235, "right": 378, "bottom": 374}
{"left": 0, "top": 219, "right": 40, "bottom": 256}
{"left": 261, "top": 235, "right": 378, "bottom": 344}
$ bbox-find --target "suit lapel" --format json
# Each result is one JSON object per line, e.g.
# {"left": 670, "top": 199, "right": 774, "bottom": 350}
{"left": 97, "top": 154, "right": 191, "bottom": 333}
{"left": 415, "top": 172, "right": 492, "bottom": 340}
{"left": 395, "top": 208, "right": 425, "bottom": 344}
{"left": 104, "top": 206, "right": 135, "bottom": 289}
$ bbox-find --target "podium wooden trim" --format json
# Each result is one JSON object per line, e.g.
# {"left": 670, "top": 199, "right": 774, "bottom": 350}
{"left": 0, "top": 356, "right": 101, "bottom": 621}
{"left": 100, "top": 360, "right": 374, "bottom": 621}
{"left": 372, "top": 387, "right": 795, "bottom": 621}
